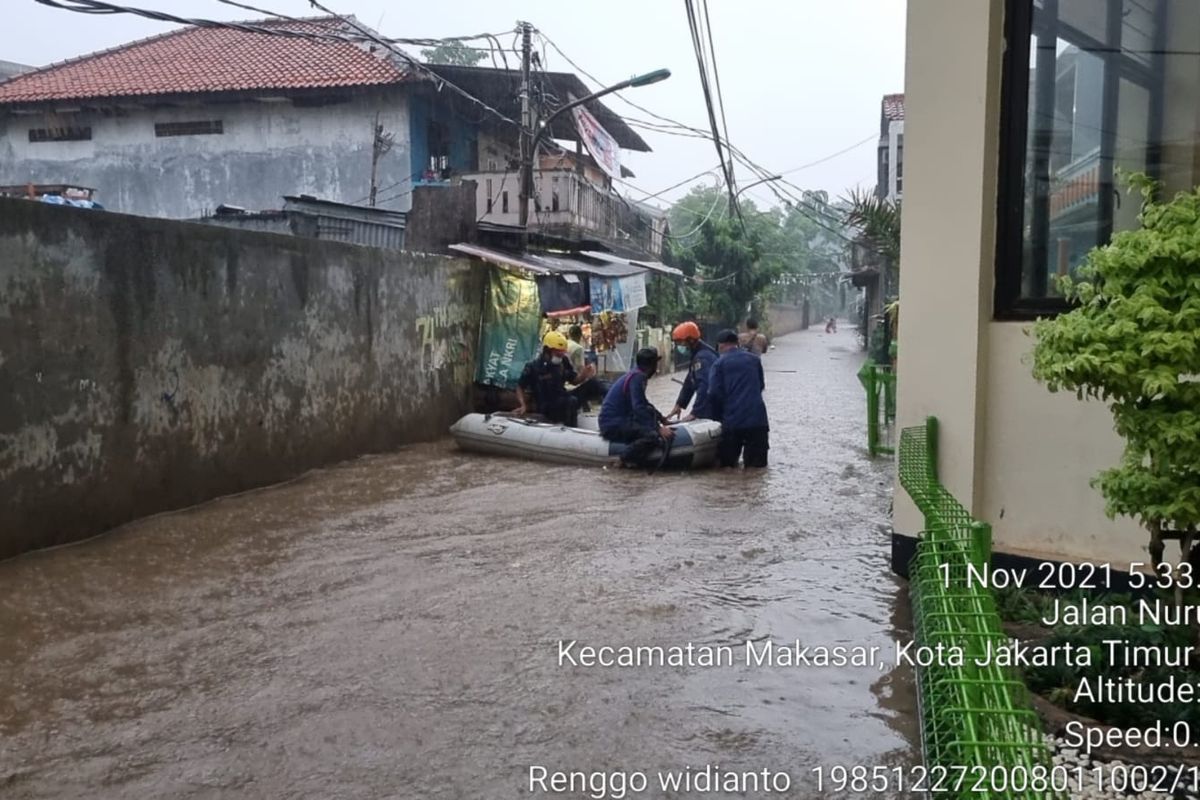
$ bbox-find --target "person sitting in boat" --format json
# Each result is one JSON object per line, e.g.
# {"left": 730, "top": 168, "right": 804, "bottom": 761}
{"left": 667, "top": 321, "right": 718, "bottom": 422}
{"left": 564, "top": 324, "right": 607, "bottom": 412}
{"left": 599, "top": 348, "right": 675, "bottom": 468}
{"left": 709, "top": 329, "right": 769, "bottom": 468}
{"left": 514, "top": 331, "right": 594, "bottom": 426}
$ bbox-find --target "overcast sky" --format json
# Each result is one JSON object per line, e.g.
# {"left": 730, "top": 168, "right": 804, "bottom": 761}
{"left": 4, "top": 0, "right": 906, "bottom": 209}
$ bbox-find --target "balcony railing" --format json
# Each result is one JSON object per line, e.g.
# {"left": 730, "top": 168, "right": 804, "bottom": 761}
{"left": 463, "top": 168, "right": 620, "bottom": 238}
{"left": 461, "top": 168, "right": 667, "bottom": 259}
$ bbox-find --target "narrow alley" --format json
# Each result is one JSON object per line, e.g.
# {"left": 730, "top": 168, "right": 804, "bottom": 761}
{"left": 0, "top": 327, "right": 917, "bottom": 799}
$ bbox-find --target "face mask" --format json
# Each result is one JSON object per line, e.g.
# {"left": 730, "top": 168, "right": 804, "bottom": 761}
{"left": 550, "top": 356, "right": 563, "bottom": 365}
{"left": 675, "top": 345, "right": 689, "bottom": 355}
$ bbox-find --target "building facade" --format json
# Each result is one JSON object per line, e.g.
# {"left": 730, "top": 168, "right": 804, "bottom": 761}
{"left": 895, "top": 0, "right": 1200, "bottom": 568}
{"left": 876, "top": 93, "right": 904, "bottom": 203}
{"left": 0, "top": 25, "right": 665, "bottom": 260}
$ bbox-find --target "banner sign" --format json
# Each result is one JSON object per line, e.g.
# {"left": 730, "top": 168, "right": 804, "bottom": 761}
{"left": 589, "top": 274, "right": 646, "bottom": 313}
{"left": 589, "top": 276, "right": 623, "bottom": 313}
{"left": 476, "top": 270, "right": 541, "bottom": 389}
{"left": 571, "top": 101, "right": 622, "bottom": 181}
{"left": 619, "top": 273, "right": 647, "bottom": 311}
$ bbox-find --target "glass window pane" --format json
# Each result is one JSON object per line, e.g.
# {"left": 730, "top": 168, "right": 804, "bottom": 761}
{"left": 1005, "top": 0, "right": 1200, "bottom": 306}
{"left": 1121, "top": 0, "right": 1158, "bottom": 68}
{"left": 1059, "top": 0, "right": 1111, "bottom": 42}
{"left": 1113, "top": 78, "right": 1151, "bottom": 232}
{"left": 1159, "top": 0, "right": 1200, "bottom": 195}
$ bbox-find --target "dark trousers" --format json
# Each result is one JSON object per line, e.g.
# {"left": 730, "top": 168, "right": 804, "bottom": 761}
{"left": 542, "top": 395, "right": 580, "bottom": 427}
{"left": 601, "top": 422, "right": 662, "bottom": 466}
{"left": 718, "top": 426, "right": 769, "bottom": 468}
{"left": 569, "top": 378, "right": 610, "bottom": 410}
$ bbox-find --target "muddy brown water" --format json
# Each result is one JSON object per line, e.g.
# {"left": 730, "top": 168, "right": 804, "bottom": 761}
{"left": 0, "top": 328, "right": 917, "bottom": 799}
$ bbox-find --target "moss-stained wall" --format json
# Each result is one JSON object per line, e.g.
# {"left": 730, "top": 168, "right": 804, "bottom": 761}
{"left": 0, "top": 198, "right": 483, "bottom": 558}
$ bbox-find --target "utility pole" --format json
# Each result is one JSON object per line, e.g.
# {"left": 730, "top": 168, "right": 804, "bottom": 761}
{"left": 368, "top": 112, "right": 394, "bottom": 207}
{"left": 517, "top": 21, "right": 534, "bottom": 246}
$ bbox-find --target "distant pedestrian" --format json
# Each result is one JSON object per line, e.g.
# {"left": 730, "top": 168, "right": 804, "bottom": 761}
{"left": 709, "top": 329, "right": 769, "bottom": 468}
{"left": 738, "top": 318, "right": 769, "bottom": 355}
{"left": 825, "top": 317, "right": 837, "bottom": 334}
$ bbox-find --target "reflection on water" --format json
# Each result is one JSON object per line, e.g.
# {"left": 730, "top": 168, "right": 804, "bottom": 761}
{"left": 0, "top": 328, "right": 917, "bottom": 799}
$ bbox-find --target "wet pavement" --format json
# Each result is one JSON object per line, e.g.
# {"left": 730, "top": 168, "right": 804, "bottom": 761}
{"left": 0, "top": 326, "right": 917, "bottom": 799}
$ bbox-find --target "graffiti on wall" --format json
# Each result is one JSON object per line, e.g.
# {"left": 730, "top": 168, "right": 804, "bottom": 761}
{"left": 415, "top": 304, "right": 474, "bottom": 386}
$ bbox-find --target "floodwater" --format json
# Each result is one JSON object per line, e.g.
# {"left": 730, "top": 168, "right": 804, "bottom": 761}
{"left": 0, "top": 327, "right": 917, "bottom": 799}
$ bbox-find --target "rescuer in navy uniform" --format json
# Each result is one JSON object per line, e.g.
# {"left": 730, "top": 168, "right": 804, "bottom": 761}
{"left": 709, "top": 329, "right": 769, "bottom": 468}
{"left": 599, "top": 348, "right": 674, "bottom": 467}
{"left": 667, "top": 320, "right": 718, "bottom": 421}
{"left": 515, "top": 331, "right": 592, "bottom": 427}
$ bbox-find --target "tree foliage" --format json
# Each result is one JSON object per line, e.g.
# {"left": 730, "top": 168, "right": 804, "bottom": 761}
{"left": 845, "top": 188, "right": 901, "bottom": 265}
{"left": 421, "top": 42, "right": 487, "bottom": 66}
{"left": 661, "top": 185, "right": 850, "bottom": 327}
{"left": 1031, "top": 175, "right": 1200, "bottom": 556}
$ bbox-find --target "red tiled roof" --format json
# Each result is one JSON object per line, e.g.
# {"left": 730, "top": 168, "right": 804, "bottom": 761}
{"left": 882, "top": 93, "right": 905, "bottom": 122}
{"left": 0, "top": 17, "right": 409, "bottom": 106}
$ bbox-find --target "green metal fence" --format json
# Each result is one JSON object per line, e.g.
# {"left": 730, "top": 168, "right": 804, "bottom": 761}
{"left": 898, "top": 417, "right": 1057, "bottom": 799}
{"left": 858, "top": 361, "right": 896, "bottom": 457}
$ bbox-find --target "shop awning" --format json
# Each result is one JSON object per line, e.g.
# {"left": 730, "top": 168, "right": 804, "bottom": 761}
{"left": 449, "top": 243, "right": 646, "bottom": 278}
{"left": 581, "top": 251, "right": 685, "bottom": 278}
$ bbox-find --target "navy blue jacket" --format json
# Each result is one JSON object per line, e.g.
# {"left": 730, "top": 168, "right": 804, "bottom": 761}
{"left": 518, "top": 354, "right": 577, "bottom": 411}
{"left": 675, "top": 342, "right": 718, "bottom": 419}
{"left": 599, "top": 368, "right": 661, "bottom": 434}
{"left": 708, "top": 350, "right": 768, "bottom": 430}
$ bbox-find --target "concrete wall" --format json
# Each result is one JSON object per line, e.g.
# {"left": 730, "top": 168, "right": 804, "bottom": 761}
{"left": 767, "top": 303, "right": 806, "bottom": 338}
{"left": 894, "top": 0, "right": 1164, "bottom": 565}
{"left": 0, "top": 88, "right": 411, "bottom": 219}
{"left": 0, "top": 197, "right": 483, "bottom": 559}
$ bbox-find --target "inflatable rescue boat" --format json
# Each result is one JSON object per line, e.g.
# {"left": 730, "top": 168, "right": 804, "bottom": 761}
{"left": 449, "top": 413, "right": 722, "bottom": 469}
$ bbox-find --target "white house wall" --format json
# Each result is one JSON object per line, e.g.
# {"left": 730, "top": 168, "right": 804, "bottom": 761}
{"left": 0, "top": 88, "right": 410, "bottom": 219}
{"left": 896, "top": 0, "right": 1146, "bottom": 566}
{"left": 980, "top": 324, "right": 1132, "bottom": 563}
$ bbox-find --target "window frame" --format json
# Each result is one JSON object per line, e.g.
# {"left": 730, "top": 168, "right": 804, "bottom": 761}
{"left": 154, "top": 120, "right": 224, "bottom": 137}
{"left": 994, "top": 0, "right": 1168, "bottom": 320}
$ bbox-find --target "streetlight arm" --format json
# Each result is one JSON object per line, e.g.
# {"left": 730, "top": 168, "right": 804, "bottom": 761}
{"left": 531, "top": 69, "right": 670, "bottom": 153}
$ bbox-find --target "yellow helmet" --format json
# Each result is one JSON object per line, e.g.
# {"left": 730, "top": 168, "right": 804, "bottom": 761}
{"left": 542, "top": 331, "right": 569, "bottom": 351}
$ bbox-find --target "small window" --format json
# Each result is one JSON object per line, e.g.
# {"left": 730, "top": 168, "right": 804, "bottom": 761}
{"left": 29, "top": 126, "right": 91, "bottom": 142}
{"left": 502, "top": 191, "right": 509, "bottom": 214}
{"left": 551, "top": 176, "right": 560, "bottom": 212}
{"left": 155, "top": 120, "right": 223, "bottom": 137}
{"left": 995, "top": 0, "right": 1200, "bottom": 318}
{"left": 486, "top": 178, "right": 494, "bottom": 213}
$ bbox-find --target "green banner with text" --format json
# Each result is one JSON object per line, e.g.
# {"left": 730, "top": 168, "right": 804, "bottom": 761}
{"left": 475, "top": 270, "right": 541, "bottom": 389}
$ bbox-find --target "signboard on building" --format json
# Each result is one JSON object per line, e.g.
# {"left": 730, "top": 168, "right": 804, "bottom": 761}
{"left": 588, "top": 273, "right": 646, "bottom": 313}
{"left": 618, "top": 273, "right": 646, "bottom": 310}
{"left": 571, "top": 100, "right": 621, "bottom": 182}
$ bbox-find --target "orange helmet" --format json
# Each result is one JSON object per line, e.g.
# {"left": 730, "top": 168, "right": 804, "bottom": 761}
{"left": 671, "top": 321, "right": 702, "bottom": 342}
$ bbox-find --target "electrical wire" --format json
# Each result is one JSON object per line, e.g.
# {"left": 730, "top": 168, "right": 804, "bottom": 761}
{"left": 778, "top": 134, "right": 879, "bottom": 175}
{"left": 700, "top": 0, "right": 735, "bottom": 198}
{"left": 532, "top": 27, "right": 876, "bottom": 240}
{"left": 683, "top": 0, "right": 738, "bottom": 221}
{"left": 662, "top": 180, "right": 726, "bottom": 240}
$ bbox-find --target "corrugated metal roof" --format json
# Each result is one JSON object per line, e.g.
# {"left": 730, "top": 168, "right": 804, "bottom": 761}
{"left": 448, "top": 243, "right": 647, "bottom": 278}
{"left": 581, "top": 250, "right": 684, "bottom": 278}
